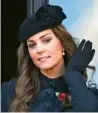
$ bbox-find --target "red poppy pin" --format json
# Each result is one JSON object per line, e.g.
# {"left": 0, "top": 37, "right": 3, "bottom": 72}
{"left": 56, "top": 92, "right": 72, "bottom": 107}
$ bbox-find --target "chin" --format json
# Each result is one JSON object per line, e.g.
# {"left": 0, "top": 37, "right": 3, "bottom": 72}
{"left": 38, "top": 64, "right": 54, "bottom": 70}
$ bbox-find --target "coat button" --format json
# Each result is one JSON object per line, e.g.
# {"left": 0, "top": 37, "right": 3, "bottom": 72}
{"left": 46, "top": 91, "right": 52, "bottom": 95}
{"left": 49, "top": 81, "right": 53, "bottom": 85}
{"left": 44, "top": 102, "right": 53, "bottom": 109}
{"left": 46, "top": 90, "right": 54, "bottom": 98}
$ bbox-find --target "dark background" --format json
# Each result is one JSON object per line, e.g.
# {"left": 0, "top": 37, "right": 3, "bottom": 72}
{"left": 2, "top": 0, "right": 49, "bottom": 84}
{"left": 2, "top": 0, "right": 27, "bottom": 83}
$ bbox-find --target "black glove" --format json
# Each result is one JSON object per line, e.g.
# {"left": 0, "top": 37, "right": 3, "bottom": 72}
{"left": 67, "top": 39, "right": 95, "bottom": 73}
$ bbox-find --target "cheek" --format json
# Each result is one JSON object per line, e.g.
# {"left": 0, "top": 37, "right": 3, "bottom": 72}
{"left": 50, "top": 41, "right": 63, "bottom": 56}
{"left": 28, "top": 50, "right": 36, "bottom": 62}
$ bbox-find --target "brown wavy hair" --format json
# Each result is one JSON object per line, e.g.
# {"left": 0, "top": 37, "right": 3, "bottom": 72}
{"left": 9, "top": 24, "right": 78, "bottom": 112}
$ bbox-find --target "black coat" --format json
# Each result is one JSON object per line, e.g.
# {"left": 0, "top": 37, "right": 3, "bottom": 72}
{"left": 1, "top": 70, "right": 98, "bottom": 112}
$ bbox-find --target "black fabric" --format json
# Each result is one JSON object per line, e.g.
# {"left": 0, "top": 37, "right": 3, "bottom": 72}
{"left": 18, "top": 4, "right": 66, "bottom": 41}
{"left": 67, "top": 39, "right": 95, "bottom": 73}
{"left": 40, "top": 72, "right": 68, "bottom": 93}
{"left": 1, "top": 73, "right": 98, "bottom": 112}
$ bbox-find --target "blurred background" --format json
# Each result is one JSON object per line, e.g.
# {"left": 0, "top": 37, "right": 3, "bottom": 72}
{"left": 2, "top": 0, "right": 27, "bottom": 83}
{"left": 49, "top": 0, "right": 98, "bottom": 88}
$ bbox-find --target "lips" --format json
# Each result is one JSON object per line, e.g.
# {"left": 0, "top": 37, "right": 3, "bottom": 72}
{"left": 38, "top": 56, "right": 50, "bottom": 61}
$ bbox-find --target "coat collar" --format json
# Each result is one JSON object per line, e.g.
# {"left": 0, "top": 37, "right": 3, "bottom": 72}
{"left": 39, "top": 72, "right": 68, "bottom": 92}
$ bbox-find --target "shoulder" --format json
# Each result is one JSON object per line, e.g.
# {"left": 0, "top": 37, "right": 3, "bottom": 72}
{"left": 2, "top": 78, "right": 16, "bottom": 97}
{"left": 1, "top": 78, "right": 16, "bottom": 98}
{"left": 1, "top": 79, "right": 16, "bottom": 102}
{"left": 2, "top": 78, "right": 16, "bottom": 92}
{"left": 1, "top": 79, "right": 17, "bottom": 111}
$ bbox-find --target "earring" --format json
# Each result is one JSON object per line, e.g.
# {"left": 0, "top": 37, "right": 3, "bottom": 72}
{"left": 62, "top": 49, "right": 65, "bottom": 55}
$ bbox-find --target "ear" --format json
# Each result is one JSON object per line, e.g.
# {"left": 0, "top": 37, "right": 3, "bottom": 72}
{"left": 62, "top": 48, "right": 65, "bottom": 55}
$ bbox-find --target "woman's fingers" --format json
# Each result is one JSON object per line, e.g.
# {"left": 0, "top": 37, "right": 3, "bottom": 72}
{"left": 78, "top": 39, "right": 86, "bottom": 51}
{"left": 89, "top": 49, "right": 95, "bottom": 61}
{"left": 78, "top": 39, "right": 93, "bottom": 52}
{"left": 83, "top": 41, "right": 92, "bottom": 51}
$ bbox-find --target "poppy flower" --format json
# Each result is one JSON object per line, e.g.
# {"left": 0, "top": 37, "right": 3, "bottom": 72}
{"left": 55, "top": 92, "right": 72, "bottom": 108}
{"left": 58, "top": 92, "right": 67, "bottom": 101}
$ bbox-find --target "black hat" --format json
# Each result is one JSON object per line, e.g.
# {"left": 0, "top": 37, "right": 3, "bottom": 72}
{"left": 19, "top": 4, "right": 67, "bottom": 41}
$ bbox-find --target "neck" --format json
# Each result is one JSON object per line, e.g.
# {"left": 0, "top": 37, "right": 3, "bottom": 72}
{"left": 40, "top": 59, "right": 65, "bottom": 79}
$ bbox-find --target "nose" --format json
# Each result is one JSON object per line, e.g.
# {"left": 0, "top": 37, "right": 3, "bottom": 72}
{"left": 36, "top": 44, "right": 45, "bottom": 54}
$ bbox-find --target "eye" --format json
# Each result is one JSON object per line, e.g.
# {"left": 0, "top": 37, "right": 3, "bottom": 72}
{"left": 43, "top": 38, "right": 51, "bottom": 43}
{"left": 27, "top": 43, "right": 36, "bottom": 48}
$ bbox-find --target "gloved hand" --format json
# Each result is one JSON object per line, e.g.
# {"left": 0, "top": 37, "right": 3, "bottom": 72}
{"left": 67, "top": 39, "right": 95, "bottom": 73}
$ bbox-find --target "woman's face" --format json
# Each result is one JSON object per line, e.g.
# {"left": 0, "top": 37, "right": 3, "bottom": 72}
{"left": 26, "top": 29, "right": 64, "bottom": 70}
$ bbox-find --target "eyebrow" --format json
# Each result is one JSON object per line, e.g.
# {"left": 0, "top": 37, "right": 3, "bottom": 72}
{"left": 27, "top": 33, "right": 51, "bottom": 42}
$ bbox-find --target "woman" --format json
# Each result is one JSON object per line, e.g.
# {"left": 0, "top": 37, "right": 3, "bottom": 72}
{"left": 1, "top": 4, "right": 98, "bottom": 112}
